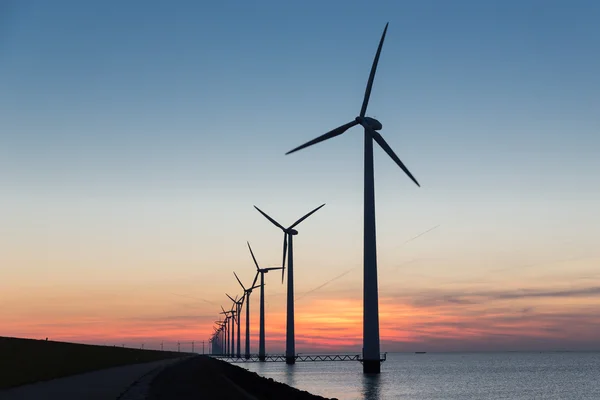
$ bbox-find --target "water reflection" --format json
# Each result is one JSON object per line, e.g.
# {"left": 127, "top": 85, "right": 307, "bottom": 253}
{"left": 283, "top": 364, "right": 297, "bottom": 388}
{"left": 242, "top": 353, "right": 600, "bottom": 400}
{"left": 362, "top": 374, "right": 381, "bottom": 400}
{"left": 253, "top": 362, "right": 297, "bottom": 390}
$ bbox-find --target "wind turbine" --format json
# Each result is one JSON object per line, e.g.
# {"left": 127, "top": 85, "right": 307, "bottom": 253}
{"left": 285, "top": 23, "right": 420, "bottom": 374}
{"left": 220, "top": 306, "right": 233, "bottom": 356}
{"left": 215, "top": 319, "right": 225, "bottom": 356}
{"left": 212, "top": 325, "right": 223, "bottom": 354}
{"left": 213, "top": 332, "right": 219, "bottom": 355}
{"left": 225, "top": 296, "right": 239, "bottom": 357}
{"left": 247, "top": 241, "right": 282, "bottom": 361}
{"left": 234, "top": 271, "right": 261, "bottom": 359}
{"left": 254, "top": 204, "right": 325, "bottom": 364}
{"left": 227, "top": 292, "right": 246, "bottom": 358}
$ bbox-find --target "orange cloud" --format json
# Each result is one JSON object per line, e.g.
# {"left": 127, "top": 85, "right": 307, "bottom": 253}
{"left": 3, "top": 280, "right": 600, "bottom": 353}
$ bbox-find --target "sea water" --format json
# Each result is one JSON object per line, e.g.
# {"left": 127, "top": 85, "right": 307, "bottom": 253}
{"left": 240, "top": 352, "right": 600, "bottom": 400}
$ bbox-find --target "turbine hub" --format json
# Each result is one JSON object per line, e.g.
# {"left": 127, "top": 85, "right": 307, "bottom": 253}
{"left": 288, "top": 228, "right": 298, "bottom": 235}
{"left": 363, "top": 117, "right": 383, "bottom": 131}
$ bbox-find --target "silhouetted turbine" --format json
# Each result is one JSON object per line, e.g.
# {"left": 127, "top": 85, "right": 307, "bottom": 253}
{"left": 234, "top": 271, "right": 261, "bottom": 359}
{"left": 247, "top": 241, "right": 283, "bottom": 361}
{"left": 254, "top": 204, "right": 325, "bottom": 364}
{"left": 285, "top": 22, "right": 420, "bottom": 374}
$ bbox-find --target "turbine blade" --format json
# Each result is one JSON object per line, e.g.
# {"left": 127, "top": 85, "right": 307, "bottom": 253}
{"left": 251, "top": 271, "right": 259, "bottom": 288}
{"left": 233, "top": 271, "right": 246, "bottom": 291}
{"left": 289, "top": 203, "right": 326, "bottom": 229}
{"left": 226, "top": 293, "right": 235, "bottom": 303}
{"left": 282, "top": 233, "right": 287, "bottom": 284}
{"left": 360, "top": 23, "right": 388, "bottom": 118}
{"left": 254, "top": 206, "right": 285, "bottom": 230}
{"left": 265, "top": 267, "right": 284, "bottom": 271}
{"left": 247, "top": 241, "right": 261, "bottom": 270}
{"left": 220, "top": 305, "right": 226, "bottom": 314}
{"left": 363, "top": 123, "right": 420, "bottom": 187}
{"left": 285, "top": 120, "right": 358, "bottom": 155}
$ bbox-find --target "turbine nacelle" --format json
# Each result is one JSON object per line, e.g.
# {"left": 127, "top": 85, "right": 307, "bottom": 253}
{"left": 363, "top": 117, "right": 382, "bottom": 131}
{"left": 286, "top": 228, "right": 299, "bottom": 236}
{"left": 356, "top": 116, "right": 383, "bottom": 131}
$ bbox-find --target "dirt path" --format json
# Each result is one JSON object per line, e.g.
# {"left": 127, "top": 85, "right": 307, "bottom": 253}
{"left": 0, "top": 358, "right": 185, "bottom": 400}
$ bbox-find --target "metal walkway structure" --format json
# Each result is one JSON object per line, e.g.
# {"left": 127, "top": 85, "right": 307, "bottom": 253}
{"left": 210, "top": 353, "right": 386, "bottom": 363}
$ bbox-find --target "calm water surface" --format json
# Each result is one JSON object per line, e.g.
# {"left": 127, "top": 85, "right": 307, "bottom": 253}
{"left": 240, "top": 352, "right": 600, "bottom": 400}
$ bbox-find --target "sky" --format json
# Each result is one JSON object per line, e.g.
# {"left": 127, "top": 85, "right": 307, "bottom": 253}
{"left": 1, "top": 0, "right": 599, "bottom": 353}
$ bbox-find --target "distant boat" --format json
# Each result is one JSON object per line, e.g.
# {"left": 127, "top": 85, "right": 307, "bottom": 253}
{"left": 415, "top": 351, "right": 427, "bottom": 354}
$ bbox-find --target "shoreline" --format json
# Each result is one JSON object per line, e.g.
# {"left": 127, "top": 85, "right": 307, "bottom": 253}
{"left": 148, "top": 355, "right": 336, "bottom": 400}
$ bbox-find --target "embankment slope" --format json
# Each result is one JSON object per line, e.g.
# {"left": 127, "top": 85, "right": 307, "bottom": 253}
{"left": 148, "top": 355, "right": 336, "bottom": 400}
{"left": 0, "top": 336, "right": 189, "bottom": 389}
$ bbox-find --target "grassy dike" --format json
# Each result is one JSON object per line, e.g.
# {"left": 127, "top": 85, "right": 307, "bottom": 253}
{"left": 0, "top": 336, "right": 191, "bottom": 389}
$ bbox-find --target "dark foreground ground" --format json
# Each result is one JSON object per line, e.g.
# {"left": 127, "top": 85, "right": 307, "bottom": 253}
{"left": 148, "top": 355, "right": 336, "bottom": 400}
{"left": 0, "top": 336, "right": 191, "bottom": 389}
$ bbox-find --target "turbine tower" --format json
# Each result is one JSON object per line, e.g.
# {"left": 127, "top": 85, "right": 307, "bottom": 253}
{"left": 247, "top": 241, "right": 283, "bottom": 361}
{"left": 234, "top": 271, "right": 261, "bottom": 359}
{"left": 254, "top": 204, "right": 325, "bottom": 364}
{"left": 285, "top": 23, "right": 420, "bottom": 374}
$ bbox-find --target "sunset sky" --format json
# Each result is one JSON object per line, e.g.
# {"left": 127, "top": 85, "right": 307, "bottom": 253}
{"left": 1, "top": 0, "right": 599, "bottom": 353}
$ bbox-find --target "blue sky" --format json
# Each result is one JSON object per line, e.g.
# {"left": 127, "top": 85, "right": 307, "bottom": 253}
{"left": 1, "top": 0, "right": 599, "bottom": 350}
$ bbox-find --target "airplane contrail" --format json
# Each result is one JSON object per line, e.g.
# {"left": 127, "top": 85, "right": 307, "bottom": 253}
{"left": 400, "top": 225, "right": 440, "bottom": 246}
{"left": 169, "top": 292, "right": 217, "bottom": 305}
{"left": 295, "top": 268, "right": 357, "bottom": 302}
{"left": 295, "top": 225, "right": 440, "bottom": 302}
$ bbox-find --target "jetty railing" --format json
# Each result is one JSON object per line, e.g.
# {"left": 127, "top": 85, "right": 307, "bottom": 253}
{"left": 210, "top": 353, "right": 386, "bottom": 363}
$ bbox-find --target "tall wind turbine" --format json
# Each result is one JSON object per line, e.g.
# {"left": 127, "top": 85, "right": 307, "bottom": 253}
{"left": 234, "top": 271, "right": 261, "bottom": 359}
{"left": 285, "top": 23, "right": 420, "bottom": 374}
{"left": 254, "top": 204, "right": 325, "bottom": 364}
{"left": 247, "top": 241, "right": 283, "bottom": 361}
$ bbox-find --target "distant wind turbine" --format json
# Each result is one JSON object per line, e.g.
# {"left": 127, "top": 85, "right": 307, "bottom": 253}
{"left": 226, "top": 292, "right": 246, "bottom": 358}
{"left": 220, "top": 306, "right": 234, "bottom": 357}
{"left": 224, "top": 295, "right": 238, "bottom": 357}
{"left": 254, "top": 204, "right": 325, "bottom": 364}
{"left": 285, "top": 23, "right": 420, "bottom": 374}
{"left": 247, "top": 241, "right": 283, "bottom": 361}
{"left": 234, "top": 271, "right": 261, "bottom": 359}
